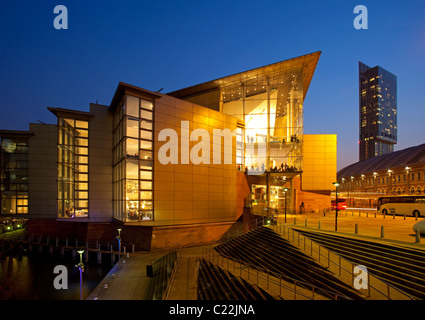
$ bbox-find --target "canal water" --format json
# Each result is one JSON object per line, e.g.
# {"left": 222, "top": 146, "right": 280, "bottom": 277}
{"left": 0, "top": 249, "right": 112, "bottom": 300}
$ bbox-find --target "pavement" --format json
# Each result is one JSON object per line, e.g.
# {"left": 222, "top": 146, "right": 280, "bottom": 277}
{"left": 279, "top": 209, "right": 425, "bottom": 250}
{"left": 87, "top": 210, "right": 425, "bottom": 300}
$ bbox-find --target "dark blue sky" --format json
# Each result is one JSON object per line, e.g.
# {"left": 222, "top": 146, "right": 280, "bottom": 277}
{"left": 1, "top": 0, "right": 424, "bottom": 169}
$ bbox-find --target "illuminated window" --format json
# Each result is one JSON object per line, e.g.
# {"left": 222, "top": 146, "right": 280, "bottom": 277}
{"left": 58, "top": 118, "right": 89, "bottom": 218}
{"left": 113, "top": 95, "right": 154, "bottom": 222}
{"left": 0, "top": 136, "right": 29, "bottom": 215}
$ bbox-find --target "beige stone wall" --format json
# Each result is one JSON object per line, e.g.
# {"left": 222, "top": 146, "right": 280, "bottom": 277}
{"left": 153, "top": 95, "right": 238, "bottom": 225}
{"left": 28, "top": 123, "right": 58, "bottom": 219}
{"left": 88, "top": 103, "right": 113, "bottom": 222}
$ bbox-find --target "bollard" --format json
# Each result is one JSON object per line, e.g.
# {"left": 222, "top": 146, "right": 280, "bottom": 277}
{"left": 381, "top": 226, "right": 385, "bottom": 238}
{"left": 97, "top": 249, "right": 102, "bottom": 264}
{"left": 123, "top": 246, "right": 126, "bottom": 256}
{"left": 366, "top": 211, "right": 368, "bottom": 218}
{"left": 318, "top": 221, "right": 321, "bottom": 230}
{"left": 415, "top": 212, "right": 418, "bottom": 221}
{"left": 415, "top": 229, "right": 421, "bottom": 243}
{"left": 305, "top": 219, "right": 307, "bottom": 228}
{"left": 294, "top": 217, "right": 296, "bottom": 225}
{"left": 393, "top": 212, "right": 395, "bottom": 219}
{"left": 355, "top": 224, "right": 358, "bottom": 234}
{"left": 132, "top": 244, "right": 135, "bottom": 254}
{"left": 404, "top": 213, "right": 406, "bottom": 220}
{"left": 374, "top": 211, "right": 376, "bottom": 218}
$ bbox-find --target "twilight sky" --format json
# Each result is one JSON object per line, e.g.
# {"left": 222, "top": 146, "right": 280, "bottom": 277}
{"left": 0, "top": 0, "right": 424, "bottom": 170}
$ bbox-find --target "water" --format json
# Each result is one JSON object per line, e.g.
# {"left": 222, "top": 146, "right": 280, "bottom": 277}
{"left": 0, "top": 250, "right": 112, "bottom": 300}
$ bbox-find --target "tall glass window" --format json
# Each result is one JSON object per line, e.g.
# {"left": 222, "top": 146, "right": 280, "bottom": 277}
{"left": 58, "top": 118, "right": 89, "bottom": 218}
{"left": 0, "top": 137, "right": 29, "bottom": 215}
{"left": 113, "top": 95, "right": 154, "bottom": 222}
{"left": 220, "top": 70, "right": 304, "bottom": 172}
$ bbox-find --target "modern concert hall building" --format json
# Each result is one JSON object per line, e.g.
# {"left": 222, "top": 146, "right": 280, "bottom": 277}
{"left": 0, "top": 51, "right": 337, "bottom": 249}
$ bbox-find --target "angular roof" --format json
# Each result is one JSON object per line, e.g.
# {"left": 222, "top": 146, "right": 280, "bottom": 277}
{"left": 167, "top": 51, "right": 321, "bottom": 101}
{"left": 338, "top": 143, "right": 425, "bottom": 178}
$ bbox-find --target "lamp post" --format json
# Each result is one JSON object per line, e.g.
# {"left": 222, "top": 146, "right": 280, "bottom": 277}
{"left": 333, "top": 182, "right": 340, "bottom": 231}
{"left": 76, "top": 250, "right": 84, "bottom": 300}
{"left": 283, "top": 188, "right": 288, "bottom": 223}
{"left": 117, "top": 228, "right": 122, "bottom": 267}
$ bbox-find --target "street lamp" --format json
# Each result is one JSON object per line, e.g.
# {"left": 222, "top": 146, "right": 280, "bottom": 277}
{"left": 333, "top": 182, "right": 340, "bottom": 231}
{"left": 283, "top": 188, "right": 288, "bottom": 223}
{"left": 116, "top": 228, "right": 122, "bottom": 267}
{"left": 76, "top": 250, "right": 84, "bottom": 300}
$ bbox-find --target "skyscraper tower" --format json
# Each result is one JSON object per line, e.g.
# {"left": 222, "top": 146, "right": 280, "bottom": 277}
{"left": 359, "top": 61, "right": 397, "bottom": 161}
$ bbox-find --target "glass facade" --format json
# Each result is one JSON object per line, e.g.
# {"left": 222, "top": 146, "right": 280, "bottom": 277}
{"left": 113, "top": 94, "right": 154, "bottom": 222}
{"left": 359, "top": 62, "right": 397, "bottom": 161}
{"left": 57, "top": 118, "right": 89, "bottom": 218}
{"left": 0, "top": 136, "right": 29, "bottom": 215}
{"left": 220, "top": 71, "right": 304, "bottom": 172}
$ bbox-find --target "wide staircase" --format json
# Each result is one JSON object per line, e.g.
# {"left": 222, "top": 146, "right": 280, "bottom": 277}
{"left": 197, "top": 258, "right": 279, "bottom": 300}
{"left": 293, "top": 228, "right": 425, "bottom": 300}
{"left": 213, "top": 226, "right": 363, "bottom": 300}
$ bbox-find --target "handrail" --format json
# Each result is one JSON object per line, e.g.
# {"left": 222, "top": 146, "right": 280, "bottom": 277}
{"left": 163, "top": 247, "right": 183, "bottom": 300}
{"left": 202, "top": 246, "right": 349, "bottom": 300}
{"left": 272, "top": 222, "right": 414, "bottom": 300}
{"left": 7, "top": 232, "right": 136, "bottom": 253}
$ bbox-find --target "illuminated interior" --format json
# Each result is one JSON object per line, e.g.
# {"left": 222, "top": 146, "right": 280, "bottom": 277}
{"left": 221, "top": 71, "right": 304, "bottom": 172}
{"left": 57, "top": 118, "right": 89, "bottom": 218}
{"left": 0, "top": 137, "right": 29, "bottom": 215}
{"left": 250, "top": 184, "right": 289, "bottom": 214}
{"left": 113, "top": 94, "right": 154, "bottom": 222}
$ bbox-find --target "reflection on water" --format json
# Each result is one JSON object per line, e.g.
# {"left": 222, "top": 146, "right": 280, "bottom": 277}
{"left": 0, "top": 251, "right": 111, "bottom": 300}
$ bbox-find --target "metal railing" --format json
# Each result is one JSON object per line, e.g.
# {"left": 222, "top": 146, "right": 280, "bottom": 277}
{"left": 3, "top": 233, "right": 137, "bottom": 256}
{"left": 201, "top": 246, "right": 349, "bottom": 300}
{"left": 162, "top": 247, "right": 183, "bottom": 300}
{"left": 270, "top": 222, "right": 414, "bottom": 300}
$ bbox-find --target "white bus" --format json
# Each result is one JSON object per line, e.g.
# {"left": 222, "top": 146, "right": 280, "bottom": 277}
{"left": 377, "top": 196, "right": 425, "bottom": 217}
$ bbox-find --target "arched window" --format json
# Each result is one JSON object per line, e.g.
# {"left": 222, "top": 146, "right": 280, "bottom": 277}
{"left": 397, "top": 188, "right": 401, "bottom": 195}
{"left": 392, "top": 188, "right": 396, "bottom": 195}
{"left": 377, "top": 189, "right": 381, "bottom": 194}
{"left": 417, "top": 186, "right": 422, "bottom": 195}
{"left": 410, "top": 186, "right": 416, "bottom": 194}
